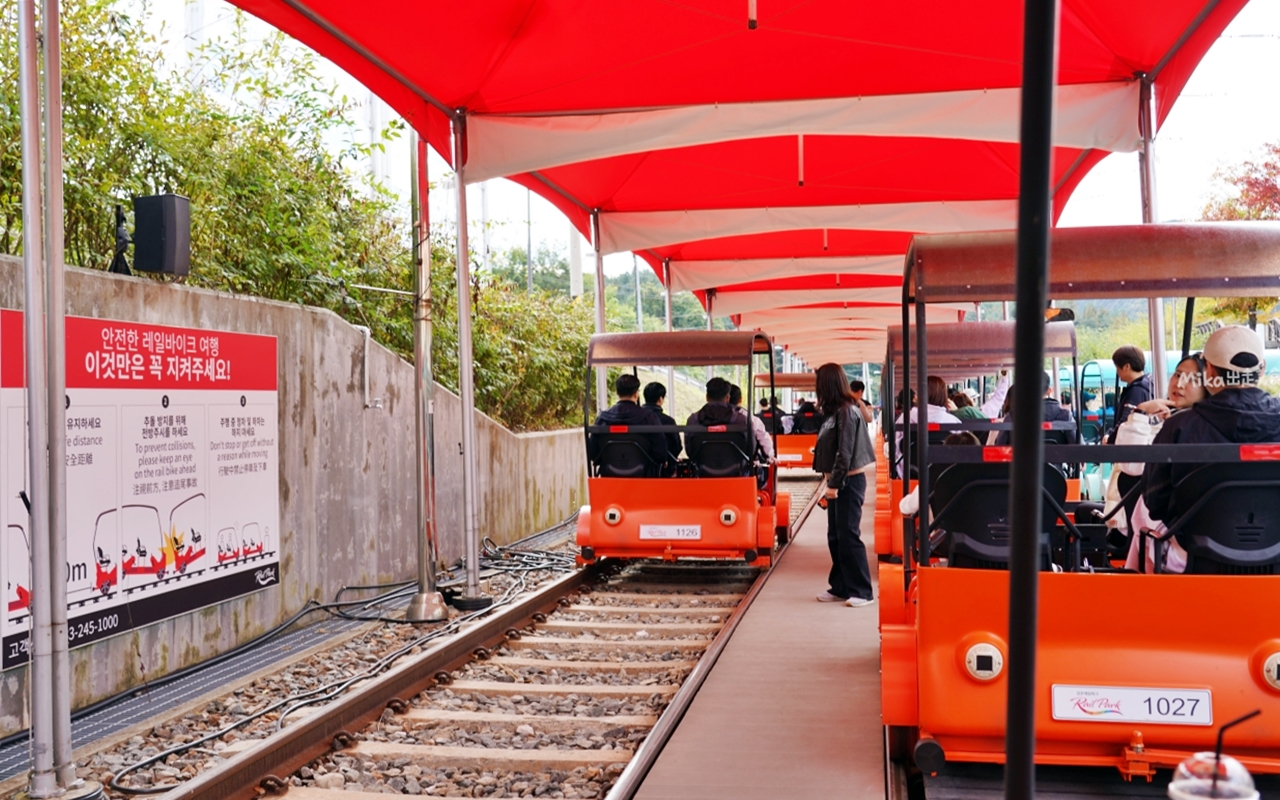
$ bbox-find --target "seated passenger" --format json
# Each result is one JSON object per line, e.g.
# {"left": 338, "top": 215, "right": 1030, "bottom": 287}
{"left": 1142, "top": 326, "right": 1280, "bottom": 550}
{"left": 588, "top": 374, "right": 666, "bottom": 474}
{"left": 899, "top": 432, "right": 982, "bottom": 516}
{"left": 993, "top": 372, "right": 1077, "bottom": 445}
{"left": 731, "top": 384, "right": 774, "bottom": 460}
{"left": 895, "top": 376, "right": 961, "bottom": 466}
{"left": 950, "top": 392, "right": 987, "bottom": 421}
{"left": 757, "top": 396, "right": 788, "bottom": 435}
{"left": 686, "top": 377, "right": 753, "bottom": 470}
{"left": 1118, "top": 354, "right": 1207, "bottom": 571}
{"left": 641, "top": 381, "right": 681, "bottom": 476}
{"left": 792, "top": 396, "right": 823, "bottom": 433}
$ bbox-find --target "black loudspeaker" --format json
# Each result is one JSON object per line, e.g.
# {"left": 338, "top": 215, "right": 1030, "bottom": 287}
{"left": 132, "top": 194, "right": 191, "bottom": 276}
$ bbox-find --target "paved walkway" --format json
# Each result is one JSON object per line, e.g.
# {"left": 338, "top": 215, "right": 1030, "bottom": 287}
{"left": 637, "top": 486, "right": 884, "bottom": 799}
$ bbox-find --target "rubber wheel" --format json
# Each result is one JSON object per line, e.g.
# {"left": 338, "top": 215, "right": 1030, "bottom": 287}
{"left": 776, "top": 526, "right": 789, "bottom": 545}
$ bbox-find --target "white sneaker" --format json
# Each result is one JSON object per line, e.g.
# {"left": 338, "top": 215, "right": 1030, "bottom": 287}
{"left": 845, "top": 596, "right": 876, "bottom": 608}
{"left": 816, "top": 591, "right": 845, "bottom": 602}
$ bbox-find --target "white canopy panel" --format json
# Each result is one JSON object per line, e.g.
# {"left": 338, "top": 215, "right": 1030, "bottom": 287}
{"left": 464, "top": 81, "right": 1141, "bottom": 183}
{"left": 670, "top": 255, "right": 903, "bottom": 294}
{"left": 600, "top": 199, "right": 1018, "bottom": 254}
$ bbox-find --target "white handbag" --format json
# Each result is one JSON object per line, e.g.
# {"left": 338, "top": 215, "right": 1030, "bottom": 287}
{"left": 1115, "top": 413, "right": 1160, "bottom": 476}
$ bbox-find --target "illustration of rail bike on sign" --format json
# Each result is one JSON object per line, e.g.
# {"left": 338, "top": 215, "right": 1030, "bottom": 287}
{"left": 213, "top": 522, "right": 272, "bottom": 570}
{"left": 119, "top": 495, "right": 207, "bottom": 593}
{"left": 6, "top": 524, "right": 30, "bottom": 620}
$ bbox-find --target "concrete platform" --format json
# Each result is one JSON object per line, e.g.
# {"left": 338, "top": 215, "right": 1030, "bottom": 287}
{"left": 636, "top": 482, "right": 884, "bottom": 799}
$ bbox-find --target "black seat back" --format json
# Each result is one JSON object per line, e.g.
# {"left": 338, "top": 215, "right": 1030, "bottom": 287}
{"left": 929, "top": 463, "right": 1065, "bottom": 569}
{"left": 1171, "top": 462, "right": 1280, "bottom": 575}
{"left": 905, "top": 430, "right": 952, "bottom": 478}
{"left": 757, "top": 410, "right": 786, "bottom": 435}
{"left": 686, "top": 431, "right": 753, "bottom": 477}
{"left": 593, "top": 433, "right": 656, "bottom": 478}
{"left": 793, "top": 411, "right": 822, "bottom": 434}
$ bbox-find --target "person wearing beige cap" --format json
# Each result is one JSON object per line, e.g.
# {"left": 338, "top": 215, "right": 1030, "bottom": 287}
{"left": 1143, "top": 325, "right": 1280, "bottom": 524}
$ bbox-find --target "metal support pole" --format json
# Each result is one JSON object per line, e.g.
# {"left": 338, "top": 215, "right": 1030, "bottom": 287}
{"left": 633, "top": 254, "right": 643, "bottom": 333}
{"left": 526, "top": 189, "right": 533, "bottom": 292}
{"left": 1139, "top": 77, "right": 1168, "bottom": 398}
{"left": 406, "top": 133, "right": 447, "bottom": 623}
{"left": 591, "top": 211, "right": 608, "bottom": 411}
{"left": 663, "top": 259, "right": 675, "bottom": 418}
{"left": 705, "top": 298, "right": 713, "bottom": 382}
{"left": 1005, "top": 0, "right": 1060, "bottom": 797}
{"left": 568, "top": 223, "right": 583, "bottom": 298}
{"left": 1181, "top": 298, "right": 1196, "bottom": 359}
{"left": 41, "top": 0, "right": 76, "bottom": 786}
{"left": 451, "top": 113, "right": 490, "bottom": 610}
{"left": 18, "top": 0, "right": 57, "bottom": 793}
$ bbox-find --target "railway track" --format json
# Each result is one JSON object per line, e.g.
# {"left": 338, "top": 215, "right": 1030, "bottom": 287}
{"left": 128, "top": 477, "right": 823, "bottom": 800}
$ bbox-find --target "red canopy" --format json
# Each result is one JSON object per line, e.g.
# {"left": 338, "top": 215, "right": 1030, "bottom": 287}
{"left": 231, "top": 0, "right": 1246, "bottom": 364}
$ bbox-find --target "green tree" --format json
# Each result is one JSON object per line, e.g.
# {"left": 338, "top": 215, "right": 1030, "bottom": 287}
{"left": 1, "top": 1, "right": 598, "bottom": 431}
{"left": 1201, "top": 143, "right": 1280, "bottom": 330}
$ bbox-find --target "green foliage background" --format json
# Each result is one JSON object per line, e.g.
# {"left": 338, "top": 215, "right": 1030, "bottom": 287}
{"left": 0, "top": 0, "right": 603, "bottom": 431}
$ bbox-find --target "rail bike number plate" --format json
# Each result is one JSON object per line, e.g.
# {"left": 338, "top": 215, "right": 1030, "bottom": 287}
{"left": 639, "top": 525, "right": 702, "bottom": 540}
{"left": 776, "top": 454, "right": 803, "bottom": 462}
{"left": 1051, "top": 685, "right": 1212, "bottom": 726}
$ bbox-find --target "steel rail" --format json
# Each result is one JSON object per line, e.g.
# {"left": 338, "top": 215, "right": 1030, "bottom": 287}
{"left": 605, "top": 481, "right": 824, "bottom": 800}
{"left": 156, "top": 567, "right": 594, "bottom": 800}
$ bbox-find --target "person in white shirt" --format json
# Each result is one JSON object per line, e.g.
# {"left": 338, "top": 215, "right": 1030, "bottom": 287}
{"left": 894, "top": 376, "right": 962, "bottom": 470}
{"left": 730, "top": 384, "right": 775, "bottom": 460}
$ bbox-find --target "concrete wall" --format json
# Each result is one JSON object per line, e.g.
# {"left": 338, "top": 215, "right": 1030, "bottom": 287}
{"left": 0, "top": 255, "right": 587, "bottom": 735}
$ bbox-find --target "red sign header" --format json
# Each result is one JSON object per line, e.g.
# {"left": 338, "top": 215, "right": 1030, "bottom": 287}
{"left": 1, "top": 309, "right": 277, "bottom": 391}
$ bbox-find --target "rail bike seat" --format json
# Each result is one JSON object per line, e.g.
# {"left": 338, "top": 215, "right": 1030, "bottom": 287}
{"left": 792, "top": 411, "right": 823, "bottom": 434}
{"left": 928, "top": 463, "right": 1068, "bottom": 570}
{"left": 1159, "top": 462, "right": 1280, "bottom": 574}
{"left": 686, "top": 431, "right": 754, "bottom": 478}
{"left": 592, "top": 433, "right": 659, "bottom": 478}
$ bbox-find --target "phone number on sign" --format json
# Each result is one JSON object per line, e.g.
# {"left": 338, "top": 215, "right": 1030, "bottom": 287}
{"left": 68, "top": 612, "right": 122, "bottom": 645}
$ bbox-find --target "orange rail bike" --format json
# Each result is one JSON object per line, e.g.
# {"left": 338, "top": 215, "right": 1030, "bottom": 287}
{"left": 752, "top": 372, "right": 820, "bottom": 469}
{"left": 577, "top": 331, "right": 790, "bottom": 566}
{"left": 882, "top": 223, "right": 1280, "bottom": 778}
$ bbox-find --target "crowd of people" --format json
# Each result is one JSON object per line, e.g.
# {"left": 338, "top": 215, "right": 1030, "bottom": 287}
{"left": 888, "top": 324, "right": 1280, "bottom": 575}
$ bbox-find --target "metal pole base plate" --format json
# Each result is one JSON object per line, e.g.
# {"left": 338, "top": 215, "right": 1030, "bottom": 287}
{"left": 17, "top": 780, "right": 105, "bottom": 800}
{"left": 452, "top": 595, "right": 494, "bottom": 611}
{"left": 405, "top": 591, "right": 449, "bottom": 622}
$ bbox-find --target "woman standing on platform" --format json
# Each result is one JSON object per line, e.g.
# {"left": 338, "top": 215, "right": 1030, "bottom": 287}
{"left": 812, "top": 363, "right": 877, "bottom": 608}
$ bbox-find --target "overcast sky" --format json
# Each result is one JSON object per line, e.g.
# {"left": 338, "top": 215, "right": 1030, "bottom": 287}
{"left": 156, "top": 0, "right": 1280, "bottom": 276}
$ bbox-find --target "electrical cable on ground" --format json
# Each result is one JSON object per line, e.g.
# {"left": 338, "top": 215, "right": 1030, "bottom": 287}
{"left": 108, "top": 544, "right": 574, "bottom": 794}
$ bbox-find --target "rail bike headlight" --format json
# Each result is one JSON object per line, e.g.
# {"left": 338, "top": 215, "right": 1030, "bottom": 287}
{"left": 1261, "top": 651, "right": 1280, "bottom": 692}
{"left": 719, "top": 506, "right": 739, "bottom": 526}
{"left": 963, "top": 642, "right": 1005, "bottom": 682}
{"left": 603, "top": 506, "right": 624, "bottom": 526}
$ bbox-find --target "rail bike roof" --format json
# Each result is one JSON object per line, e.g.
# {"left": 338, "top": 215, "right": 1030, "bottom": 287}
{"left": 230, "top": 0, "right": 1250, "bottom": 365}
{"left": 884, "top": 321, "right": 1077, "bottom": 384}
{"left": 586, "top": 331, "right": 772, "bottom": 368}
{"left": 752, "top": 372, "right": 816, "bottom": 390}
{"left": 905, "top": 222, "right": 1280, "bottom": 304}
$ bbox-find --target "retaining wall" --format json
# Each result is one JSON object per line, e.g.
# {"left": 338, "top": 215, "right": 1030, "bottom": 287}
{"left": 0, "top": 255, "right": 587, "bottom": 735}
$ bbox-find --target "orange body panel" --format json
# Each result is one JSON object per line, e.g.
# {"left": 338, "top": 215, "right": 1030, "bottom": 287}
{"left": 878, "top": 562, "right": 906, "bottom": 625}
{"left": 775, "top": 433, "right": 817, "bottom": 469}
{"left": 910, "top": 569, "right": 1280, "bottom": 771}
{"left": 1065, "top": 478, "right": 1081, "bottom": 501}
{"left": 775, "top": 492, "right": 791, "bottom": 533}
{"left": 579, "top": 477, "right": 765, "bottom": 562}
{"left": 884, "top": 480, "right": 913, "bottom": 558}
{"left": 882, "top": 622, "right": 919, "bottom": 727}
